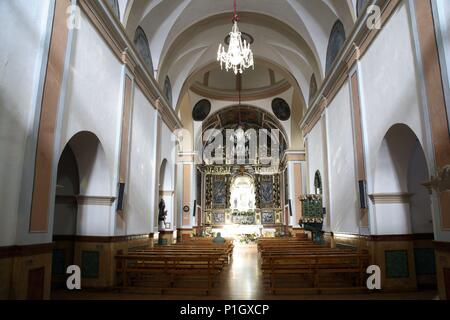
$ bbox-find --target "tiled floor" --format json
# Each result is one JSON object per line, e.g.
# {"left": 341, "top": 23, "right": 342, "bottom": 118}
{"left": 52, "top": 244, "right": 439, "bottom": 300}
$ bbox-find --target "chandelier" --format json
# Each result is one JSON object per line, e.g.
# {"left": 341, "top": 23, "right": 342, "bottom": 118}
{"left": 217, "top": 0, "right": 254, "bottom": 75}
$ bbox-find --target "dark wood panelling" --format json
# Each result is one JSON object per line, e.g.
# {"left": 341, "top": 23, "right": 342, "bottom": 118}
{"left": 27, "top": 267, "right": 45, "bottom": 300}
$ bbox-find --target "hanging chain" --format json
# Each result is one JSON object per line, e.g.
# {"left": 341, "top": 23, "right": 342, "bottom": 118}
{"left": 233, "top": 0, "right": 240, "bottom": 22}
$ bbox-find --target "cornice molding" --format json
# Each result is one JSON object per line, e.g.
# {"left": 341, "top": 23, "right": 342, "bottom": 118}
{"left": 56, "top": 195, "right": 116, "bottom": 206}
{"left": 78, "top": 0, "right": 182, "bottom": 132}
{"left": 52, "top": 234, "right": 152, "bottom": 243}
{"left": 282, "top": 150, "right": 306, "bottom": 163}
{"left": 190, "top": 80, "right": 291, "bottom": 101}
{"left": 369, "top": 193, "right": 413, "bottom": 204}
{"left": 0, "top": 243, "right": 53, "bottom": 259}
{"left": 329, "top": 232, "right": 434, "bottom": 242}
{"left": 301, "top": 0, "right": 401, "bottom": 136}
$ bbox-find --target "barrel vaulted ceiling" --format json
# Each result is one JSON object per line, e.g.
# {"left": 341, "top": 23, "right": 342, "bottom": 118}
{"left": 118, "top": 0, "right": 357, "bottom": 110}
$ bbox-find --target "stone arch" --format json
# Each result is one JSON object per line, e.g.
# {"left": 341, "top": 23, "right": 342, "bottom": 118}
{"left": 372, "top": 124, "right": 432, "bottom": 235}
{"left": 51, "top": 131, "right": 110, "bottom": 288}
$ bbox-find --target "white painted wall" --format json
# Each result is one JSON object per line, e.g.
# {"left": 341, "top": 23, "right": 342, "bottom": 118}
{"left": 360, "top": 2, "right": 427, "bottom": 193}
{"left": 189, "top": 88, "right": 294, "bottom": 149}
{"left": 305, "top": 116, "right": 331, "bottom": 230}
{"left": 0, "top": 0, "right": 52, "bottom": 246}
{"left": 359, "top": 2, "right": 429, "bottom": 235}
{"left": 306, "top": 120, "right": 324, "bottom": 193}
{"left": 158, "top": 122, "right": 176, "bottom": 229}
{"left": 408, "top": 141, "right": 433, "bottom": 234}
{"left": 126, "top": 86, "right": 157, "bottom": 235}
{"left": 326, "top": 81, "right": 359, "bottom": 234}
{"left": 59, "top": 12, "right": 123, "bottom": 236}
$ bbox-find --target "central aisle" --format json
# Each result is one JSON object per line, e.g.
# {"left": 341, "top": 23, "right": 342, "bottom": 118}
{"left": 220, "top": 244, "right": 263, "bottom": 300}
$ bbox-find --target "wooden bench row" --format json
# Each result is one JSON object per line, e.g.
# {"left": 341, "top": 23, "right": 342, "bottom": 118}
{"left": 115, "top": 242, "right": 233, "bottom": 295}
{"left": 257, "top": 238, "right": 370, "bottom": 294}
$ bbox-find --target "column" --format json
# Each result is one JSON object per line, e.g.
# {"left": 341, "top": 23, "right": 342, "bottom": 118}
{"left": 284, "top": 151, "right": 307, "bottom": 232}
{"left": 176, "top": 153, "right": 196, "bottom": 242}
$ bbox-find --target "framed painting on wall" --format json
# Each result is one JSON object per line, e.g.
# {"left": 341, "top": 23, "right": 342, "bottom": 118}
{"left": 212, "top": 212, "right": 225, "bottom": 224}
{"left": 260, "top": 176, "right": 273, "bottom": 206}
{"left": 212, "top": 176, "right": 227, "bottom": 207}
{"left": 262, "top": 211, "right": 275, "bottom": 224}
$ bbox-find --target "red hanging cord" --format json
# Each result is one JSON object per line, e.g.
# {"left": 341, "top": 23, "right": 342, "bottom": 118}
{"left": 233, "top": 0, "right": 239, "bottom": 22}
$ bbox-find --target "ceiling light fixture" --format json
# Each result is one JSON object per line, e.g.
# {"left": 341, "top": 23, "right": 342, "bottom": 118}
{"left": 217, "top": 0, "right": 254, "bottom": 75}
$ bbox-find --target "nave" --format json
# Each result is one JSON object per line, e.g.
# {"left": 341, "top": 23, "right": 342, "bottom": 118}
{"left": 2, "top": 0, "right": 450, "bottom": 301}
{"left": 51, "top": 237, "right": 438, "bottom": 301}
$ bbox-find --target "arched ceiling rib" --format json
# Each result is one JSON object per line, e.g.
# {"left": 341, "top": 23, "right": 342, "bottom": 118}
{"left": 157, "top": 13, "right": 320, "bottom": 109}
{"left": 123, "top": 0, "right": 356, "bottom": 109}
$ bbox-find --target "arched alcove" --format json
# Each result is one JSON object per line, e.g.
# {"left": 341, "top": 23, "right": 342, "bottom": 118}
{"left": 373, "top": 124, "right": 432, "bottom": 235}
{"left": 325, "top": 20, "right": 346, "bottom": 75}
{"left": 66, "top": 131, "right": 110, "bottom": 196}
{"left": 51, "top": 144, "right": 79, "bottom": 289}
{"left": 230, "top": 175, "right": 256, "bottom": 212}
{"left": 53, "top": 145, "right": 79, "bottom": 237}
{"left": 158, "top": 159, "right": 174, "bottom": 231}
{"left": 51, "top": 131, "right": 110, "bottom": 289}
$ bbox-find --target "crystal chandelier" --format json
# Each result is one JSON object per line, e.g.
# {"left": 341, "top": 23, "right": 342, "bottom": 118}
{"left": 217, "top": 0, "right": 254, "bottom": 75}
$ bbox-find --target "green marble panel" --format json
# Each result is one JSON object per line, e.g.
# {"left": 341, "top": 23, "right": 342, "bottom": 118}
{"left": 81, "top": 251, "right": 99, "bottom": 279}
{"left": 414, "top": 248, "right": 436, "bottom": 276}
{"left": 385, "top": 250, "right": 409, "bottom": 279}
{"left": 52, "top": 249, "right": 66, "bottom": 275}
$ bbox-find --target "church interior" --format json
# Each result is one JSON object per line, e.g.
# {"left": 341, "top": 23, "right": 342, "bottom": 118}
{"left": 1, "top": 0, "right": 450, "bottom": 301}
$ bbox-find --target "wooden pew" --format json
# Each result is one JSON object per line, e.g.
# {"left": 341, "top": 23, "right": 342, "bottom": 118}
{"left": 115, "top": 241, "right": 234, "bottom": 294}
{"left": 261, "top": 251, "right": 369, "bottom": 294}
{"left": 257, "top": 237, "right": 370, "bottom": 294}
{"left": 116, "top": 253, "right": 225, "bottom": 294}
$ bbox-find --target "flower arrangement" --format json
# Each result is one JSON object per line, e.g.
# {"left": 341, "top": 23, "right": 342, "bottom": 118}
{"left": 239, "top": 233, "right": 260, "bottom": 244}
{"left": 232, "top": 210, "right": 255, "bottom": 217}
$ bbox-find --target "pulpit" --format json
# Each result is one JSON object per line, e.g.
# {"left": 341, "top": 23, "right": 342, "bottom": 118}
{"left": 299, "top": 194, "right": 324, "bottom": 244}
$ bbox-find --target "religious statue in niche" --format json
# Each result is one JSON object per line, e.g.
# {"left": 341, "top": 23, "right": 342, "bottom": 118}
{"left": 158, "top": 199, "right": 168, "bottom": 230}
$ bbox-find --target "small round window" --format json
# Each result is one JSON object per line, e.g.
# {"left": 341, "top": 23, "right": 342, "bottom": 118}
{"left": 271, "top": 98, "right": 291, "bottom": 121}
{"left": 192, "top": 99, "right": 212, "bottom": 121}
